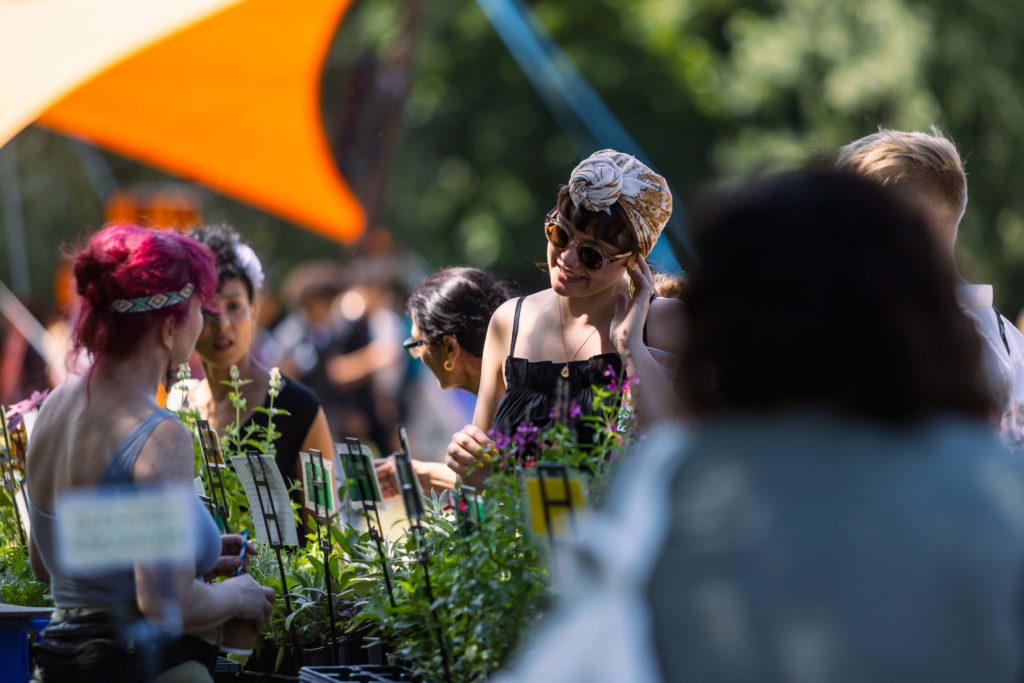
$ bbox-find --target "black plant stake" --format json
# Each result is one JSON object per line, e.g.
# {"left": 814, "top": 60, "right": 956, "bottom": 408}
{"left": 245, "top": 451, "right": 300, "bottom": 663}
{"left": 307, "top": 448, "right": 340, "bottom": 665}
{"left": 344, "top": 437, "right": 397, "bottom": 609}
{"left": 397, "top": 427, "right": 453, "bottom": 683}
{"left": 196, "top": 419, "right": 231, "bottom": 533}
{"left": 535, "top": 463, "right": 580, "bottom": 580}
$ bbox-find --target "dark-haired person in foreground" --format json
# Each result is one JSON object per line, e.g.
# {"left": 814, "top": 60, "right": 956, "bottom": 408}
{"left": 497, "top": 171, "right": 1024, "bottom": 683}
{"left": 375, "top": 267, "right": 510, "bottom": 496}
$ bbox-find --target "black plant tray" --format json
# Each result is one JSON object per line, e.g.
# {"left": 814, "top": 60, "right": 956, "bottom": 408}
{"left": 298, "top": 665, "right": 424, "bottom": 682}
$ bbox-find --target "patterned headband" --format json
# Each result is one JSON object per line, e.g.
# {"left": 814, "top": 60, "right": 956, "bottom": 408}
{"left": 110, "top": 283, "right": 195, "bottom": 314}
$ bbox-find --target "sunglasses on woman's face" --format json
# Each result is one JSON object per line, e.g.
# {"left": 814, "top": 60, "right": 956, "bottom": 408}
{"left": 544, "top": 214, "right": 631, "bottom": 271}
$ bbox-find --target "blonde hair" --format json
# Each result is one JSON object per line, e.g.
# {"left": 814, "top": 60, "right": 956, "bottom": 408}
{"left": 652, "top": 272, "right": 686, "bottom": 300}
{"left": 836, "top": 127, "right": 967, "bottom": 215}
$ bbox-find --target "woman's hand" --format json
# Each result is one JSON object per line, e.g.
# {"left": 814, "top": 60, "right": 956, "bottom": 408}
{"left": 222, "top": 574, "right": 275, "bottom": 627}
{"left": 446, "top": 425, "right": 494, "bottom": 488}
{"left": 204, "top": 534, "right": 258, "bottom": 581}
{"left": 610, "top": 256, "right": 655, "bottom": 361}
{"left": 375, "top": 457, "right": 453, "bottom": 498}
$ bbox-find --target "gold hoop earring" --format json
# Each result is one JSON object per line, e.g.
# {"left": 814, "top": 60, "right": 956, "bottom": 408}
{"left": 443, "top": 359, "right": 455, "bottom": 372}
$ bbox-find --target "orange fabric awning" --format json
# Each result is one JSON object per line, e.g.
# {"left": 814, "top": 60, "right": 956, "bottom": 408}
{"left": 3, "top": 0, "right": 364, "bottom": 244}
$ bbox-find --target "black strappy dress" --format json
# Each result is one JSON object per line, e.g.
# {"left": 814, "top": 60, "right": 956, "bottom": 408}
{"left": 493, "top": 297, "right": 625, "bottom": 444}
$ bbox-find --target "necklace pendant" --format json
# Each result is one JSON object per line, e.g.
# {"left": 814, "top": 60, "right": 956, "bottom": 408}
{"left": 560, "top": 364, "right": 570, "bottom": 379}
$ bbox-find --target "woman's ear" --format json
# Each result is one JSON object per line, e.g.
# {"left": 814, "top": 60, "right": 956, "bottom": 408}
{"left": 443, "top": 335, "right": 460, "bottom": 362}
{"left": 160, "top": 315, "right": 176, "bottom": 351}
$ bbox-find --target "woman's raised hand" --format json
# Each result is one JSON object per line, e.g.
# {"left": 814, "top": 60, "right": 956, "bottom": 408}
{"left": 446, "top": 424, "right": 494, "bottom": 488}
{"left": 610, "top": 256, "right": 655, "bottom": 358}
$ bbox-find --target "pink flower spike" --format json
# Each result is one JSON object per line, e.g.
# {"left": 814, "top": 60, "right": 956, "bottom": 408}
{"left": 5, "top": 389, "right": 51, "bottom": 430}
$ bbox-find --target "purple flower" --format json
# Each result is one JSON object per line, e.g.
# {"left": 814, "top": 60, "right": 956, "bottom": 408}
{"left": 568, "top": 401, "right": 582, "bottom": 419}
{"left": 515, "top": 421, "right": 538, "bottom": 438}
{"left": 487, "top": 428, "right": 512, "bottom": 452}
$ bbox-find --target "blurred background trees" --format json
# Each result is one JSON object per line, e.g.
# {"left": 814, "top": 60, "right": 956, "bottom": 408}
{"left": 3, "top": 0, "right": 1024, "bottom": 310}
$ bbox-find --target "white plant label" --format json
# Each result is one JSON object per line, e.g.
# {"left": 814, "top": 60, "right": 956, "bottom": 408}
{"left": 231, "top": 454, "right": 298, "bottom": 547}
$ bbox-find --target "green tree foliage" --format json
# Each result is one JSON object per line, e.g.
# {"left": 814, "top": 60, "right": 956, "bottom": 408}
{"left": 3, "top": 0, "right": 1024, "bottom": 310}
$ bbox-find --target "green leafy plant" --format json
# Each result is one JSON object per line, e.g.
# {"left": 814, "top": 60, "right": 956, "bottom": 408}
{"left": 0, "top": 545, "right": 52, "bottom": 607}
{"left": 173, "top": 363, "right": 297, "bottom": 536}
{"left": 334, "top": 374, "right": 635, "bottom": 683}
{"left": 248, "top": 525, "right": 361, "bottom": 670}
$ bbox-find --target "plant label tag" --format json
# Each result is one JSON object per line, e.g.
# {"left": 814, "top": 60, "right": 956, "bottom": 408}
{"left": 300, "top": 450, "right": 335, "bottom": 516}
{"left": 55, "top": 483, "right": 196, "bottom": 573}
{"left": 194, "top": 476, "right": 207, "bottom": 497}
{"left": 195, "top": 420, "right": 226, "bottom": 467}
{"left": 338, "top": 440, "right": 382, "bottom": 503}
{"left": 523, "top": 465, "right": 586, "bottom": 541}
{"left": 231, "top": 454, "right": 299, "bottom": 548}
{"left": 393, "top": 450, "right": 424, "bottom": 521}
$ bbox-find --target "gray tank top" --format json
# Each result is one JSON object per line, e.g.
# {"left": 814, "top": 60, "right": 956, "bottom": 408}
{"left": 28, "top": 409, "right": 222, "bottom": 607}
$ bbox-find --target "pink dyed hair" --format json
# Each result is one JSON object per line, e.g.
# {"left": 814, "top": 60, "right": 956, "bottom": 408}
{"left": 71, "top": 224, "right": 218, "bottom": 359}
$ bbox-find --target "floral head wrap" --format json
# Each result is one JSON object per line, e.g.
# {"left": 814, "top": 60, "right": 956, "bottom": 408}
{"left": 568, "top": 149, "right": 672, "bottom": 257}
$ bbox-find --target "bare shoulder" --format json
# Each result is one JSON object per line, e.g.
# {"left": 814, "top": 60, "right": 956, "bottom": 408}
{"left": 135, "top": 417, "right": 194, "bottom": 483}
{"left": 487, "top": 295, "right": 528, "bottom": 341}
{"left": 646, "top": 296, "right": 685, "bottom": 354}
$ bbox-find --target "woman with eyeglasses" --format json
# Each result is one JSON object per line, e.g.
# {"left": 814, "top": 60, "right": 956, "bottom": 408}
{"left": 375, "top": 267, "right": 511, "bottom": 496}
{"left": 446, "top": 150, "right": 684, "bottom": 486}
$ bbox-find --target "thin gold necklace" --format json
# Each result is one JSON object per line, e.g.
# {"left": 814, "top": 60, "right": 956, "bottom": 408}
{"left": 558, "top": 297, "right": 599, "bottom": 379}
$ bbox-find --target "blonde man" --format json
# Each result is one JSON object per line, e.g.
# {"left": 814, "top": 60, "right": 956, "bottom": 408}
{"left": 838, "top": 128, "right": 1024, "bottom": 444}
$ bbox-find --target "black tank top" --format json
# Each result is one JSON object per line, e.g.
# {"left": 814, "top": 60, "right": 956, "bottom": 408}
{"left": 492, "top": 296, "right": 631, "bottom": 448}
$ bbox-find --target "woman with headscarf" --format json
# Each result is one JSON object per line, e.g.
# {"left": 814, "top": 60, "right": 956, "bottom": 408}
{"left": 446, "top": 150, "right": 683, "bottom": 486}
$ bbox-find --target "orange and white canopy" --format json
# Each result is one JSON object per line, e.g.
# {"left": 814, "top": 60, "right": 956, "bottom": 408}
{"left": 0, "top": 0, "right": 364, "bottom": 243}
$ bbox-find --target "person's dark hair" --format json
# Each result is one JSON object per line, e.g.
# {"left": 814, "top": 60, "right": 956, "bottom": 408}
{"left": 189, "top": 224, "right": 257, "bottom": 301}
{"left": 408, "top": 267, "right": 510, "bottom": 357}
{"left": 554, "top": 186, "right": 639, "bottom": 254}
{"left": 680, "top": 170, "right": 993, "bottom": 422}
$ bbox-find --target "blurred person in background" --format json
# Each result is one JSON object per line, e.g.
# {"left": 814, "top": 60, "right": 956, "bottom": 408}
{"left": 173, "top": 225, "right": 333, "bottom": 500}
{"left": 375, "top": 266, "right": 510, "bottom": 496}
{"left": 27, "top": 225, "right": 273, "bottom": 682}
{"left": 498, "top": 171, "right": 1024, "bottom": 683}
{"left": 447, "top": 150, "right": 684, "bottom": 487}
{"left": 837, "top": 128, "right": 1024, "bottom": 445}
{"left": 652, "top": 272, "right": 686, "bottom": 300}
{"left": 325, "top": 260, "right": 408, "bottom": 453}
{"left": 1, "top": 298, "right": 51, "bottom": 403}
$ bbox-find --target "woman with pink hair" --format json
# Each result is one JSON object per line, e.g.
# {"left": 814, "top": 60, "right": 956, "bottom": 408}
{"left": 26, "top": 225, "right": 274, "bottom": 682}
